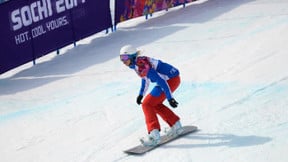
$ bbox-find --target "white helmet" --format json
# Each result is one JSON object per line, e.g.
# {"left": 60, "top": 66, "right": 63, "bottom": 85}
{"left": 120, "top": 44, "right": 137, "bottom": 55}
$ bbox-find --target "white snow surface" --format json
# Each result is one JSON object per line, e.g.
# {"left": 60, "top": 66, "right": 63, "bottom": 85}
{"left": 1, "top": 0, "right": 288, "bottom": 161}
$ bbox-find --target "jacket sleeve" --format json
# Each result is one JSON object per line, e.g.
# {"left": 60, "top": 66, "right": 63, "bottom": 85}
{"left": 139, "top": 78, "right": 150, "bottom": 96}
{"left": 147, "top": 68, "right": 173, "bottom": 100}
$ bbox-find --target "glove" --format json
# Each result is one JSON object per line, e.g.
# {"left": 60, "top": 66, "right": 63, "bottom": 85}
{"left": 168, "top": 98, "right": 178, "bottom": 108}
{"left": 136, "top": 95, "right": 143, "bottom": 105}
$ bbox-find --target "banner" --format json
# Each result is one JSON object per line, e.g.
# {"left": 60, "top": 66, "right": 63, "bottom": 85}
{"left": 30, "top": 0, "right": 75, "bottom": 59}
{"left": 0, "top": 0, "right": 34, "bottom": 74}
{"left": 72, "top": 0, "right": 112, "bottom": 40}
{"left": 115, "top": 0, "right": 196, "bottom": 25}
{"left": 0, "top": 0, "right": 112, "bottom": 74}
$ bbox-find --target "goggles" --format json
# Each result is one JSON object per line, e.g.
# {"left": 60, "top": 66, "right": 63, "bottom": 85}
{"left": 120, "top": 54, "right": 130, "bottom": 62}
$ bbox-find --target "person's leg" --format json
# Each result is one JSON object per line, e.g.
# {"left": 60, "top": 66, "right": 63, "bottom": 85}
{"left": 155, "top": 103, "right": 180, "bottom": 127}
{"left": 141, "top": 98, "right": 160, "bottom": 133}
{"left": 141, "top": 76, "right": 181, "bottom": 132}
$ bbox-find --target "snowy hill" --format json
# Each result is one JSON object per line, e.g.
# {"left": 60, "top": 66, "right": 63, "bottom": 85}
{"left": 1, "top": 0, "right": 288, "bottom": 161}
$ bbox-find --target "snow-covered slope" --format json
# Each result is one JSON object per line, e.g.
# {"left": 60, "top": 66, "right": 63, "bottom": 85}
{"left": 1, "top": 0, "right": 288, "bottom": 161}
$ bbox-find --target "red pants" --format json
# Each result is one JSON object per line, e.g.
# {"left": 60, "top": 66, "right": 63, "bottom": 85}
{"left": 142, "top": 76, "right": 181, "bottom": 133}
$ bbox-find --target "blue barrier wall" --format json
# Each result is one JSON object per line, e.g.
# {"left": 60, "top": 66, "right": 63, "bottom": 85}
{"left": 0, "top": 0, "right": 112, "bottom": 74}
{"left": 0, "top": 0, "right": 198, "bottom": 74}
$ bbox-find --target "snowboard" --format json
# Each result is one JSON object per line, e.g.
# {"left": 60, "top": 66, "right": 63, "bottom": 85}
{"left": 124, "top": 125, "right": 198, "bottom": 155}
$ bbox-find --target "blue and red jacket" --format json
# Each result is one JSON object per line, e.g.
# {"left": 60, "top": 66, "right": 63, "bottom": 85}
{"left": 129, "top": 56, "right": 179, "bottom": 100}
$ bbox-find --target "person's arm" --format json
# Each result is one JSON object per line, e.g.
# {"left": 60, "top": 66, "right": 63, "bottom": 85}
{"left": 139, "top": 78, "right": 150, "bottom": 96}
{"left": 147, "top": 69, "right": 173, "bottom": 100}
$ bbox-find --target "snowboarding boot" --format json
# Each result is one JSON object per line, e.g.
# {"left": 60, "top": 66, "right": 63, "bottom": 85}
{"left": 140, "top": 129, "right": 160, "bottom": 146}
{"left": 165, "top": 120, "right": 184, "bottom": 137}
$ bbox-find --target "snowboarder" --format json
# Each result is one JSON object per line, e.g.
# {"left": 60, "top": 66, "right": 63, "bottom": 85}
{"left": 119, "top": 44, "right": 184, "bottom": 146}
